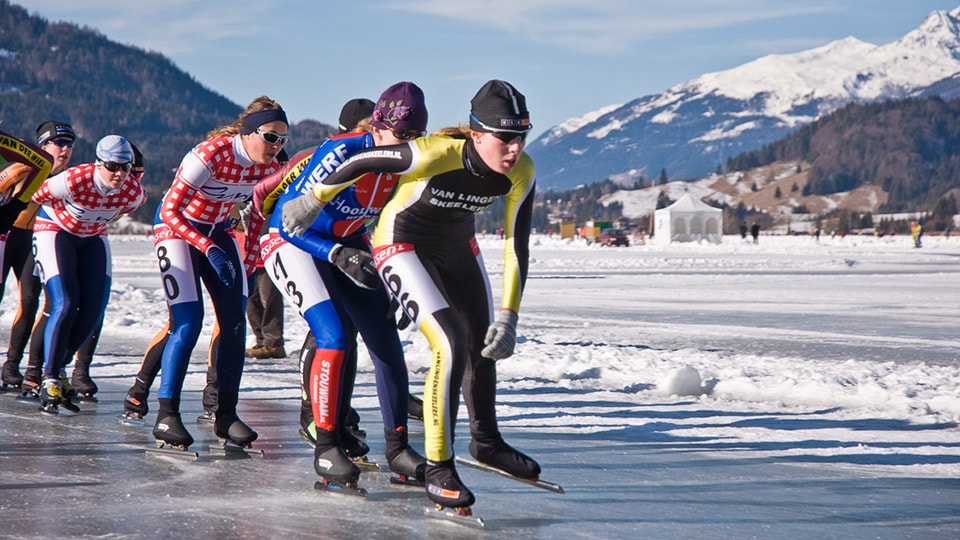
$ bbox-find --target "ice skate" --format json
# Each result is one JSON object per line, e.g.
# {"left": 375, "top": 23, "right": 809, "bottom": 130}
{"left": 39, "top": 378, "right": 62, "bottom": 414}
{"left": 117, "top": 410, "right": 146, "bottom": 427}
{"left": 344, "top": 406, "right": 365, "bottom": 439}
{"left": 19, "top": 366, "right": 41, "bottom": 399}
{"left": 58, "top": 375, "right": 78, "bottom": 400}
{"left": 123, "top": 377, "right": 149, "bottom": 418}
{"left": 1, "top": 360, "right": 23, "bottom": 389}
{"left": 200, "top": 382, "right": 217, "bottom": 423}
{"left": 340, "top": 425, "right": 369, "bottom": 458}
{"left": 313, "top": 434, "right": 363, "bottom": 497}
{"left": 385, "top": 427, "right": 426, "bottom": 486}
{"left": 152, "top": 412, "right": 194, "bottom": 449}
{"left": 469, "top": 433, "right": 541, "bottom": 479}
{"left": 209, "top": 413, "right": 262, "bottom": 457}
{"left": 70, "top": 369, "right": 98, "bottom": 402}
{"left": 407, "top": 393, "right": 424, "bottom": 422}
{"left": 340, "top": 426, "right": 378, "bottom": 471}
{"left": 55, "top": 376, "right": 81, "bottom": 413}
{"left": 18, "top": 379, "right": 40, "bottom": 400}
{"left": 424, "top": 459, "right": 475, "bottom": 509}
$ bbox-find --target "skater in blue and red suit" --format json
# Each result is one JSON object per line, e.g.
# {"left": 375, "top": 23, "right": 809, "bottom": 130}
{"left": 150, "top": 96, "right": 285, "bottom": 450}
{"left": 283, "top": 80, "right": 540, "bottom": 510}
{"left": 254, "top": 83, "right": 428, "bottom": 488}
{"left": 31, "top": 135, "right": 145, "bottom": 413}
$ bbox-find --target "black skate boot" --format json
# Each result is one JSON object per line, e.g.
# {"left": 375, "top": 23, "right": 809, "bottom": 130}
{"left": 469, "top": 433, "right": 541, "bottom": 479}
{"left": 214, "top": 413, "right": 258, "bottom": 447}
{"left": 70, "top": 358, "right": 98, "bottom": 400}
{"left": 39, "top": 378, "right": 62, "bottom": 414}
{"left": 340, "top": 425, "right": 370, "bottom": 459}
{"left": 122, "top": 376, "right": 150, "bottom": 419}
{"left": 20, "top": 366, "right": 41, "bottom": 399}
{"left": 408, "top": 393, "right": 424, "bottom": 422}
{"left": 344, "top": 406, "right": 365, "bottom": 438}
{"left": 425, "top": 459, "right": 475, "bottom": 508}
{"left": 198, "top": 381, "right": 218, "bottom": 424}
{"left": 153, "top": 413, "right": 195, "bottom": 449}
{"left": 385, "top": 427, "right": 426, "bottom": 485}
{"left": 313, "top": 428, "right": 361, "bottom": 489}
{"left": 1, "top": 359, "right": 23, "bottom": 389}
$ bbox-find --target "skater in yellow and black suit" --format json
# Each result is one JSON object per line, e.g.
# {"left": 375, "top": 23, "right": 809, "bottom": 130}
{"left": 282, "top": 80, "right": 539, "bottom": 509}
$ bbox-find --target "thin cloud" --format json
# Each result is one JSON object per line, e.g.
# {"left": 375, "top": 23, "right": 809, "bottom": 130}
{"left": 390, "top": 0, "right": 840, "bottom": 54}
{"left": 26, "top": 1, "right": 277, "bottom": 55}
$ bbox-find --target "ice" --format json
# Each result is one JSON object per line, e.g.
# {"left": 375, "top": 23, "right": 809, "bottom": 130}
{"left": 0, "top": 233, "right": 958, "bottom": 538}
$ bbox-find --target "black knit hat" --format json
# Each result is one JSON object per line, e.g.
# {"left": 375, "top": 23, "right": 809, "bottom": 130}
{"left": 469, "top": 80, "right": 531, "bottom": 133}
{"left": 338, "top": 98, "right": 375, "bottom": 134}
{"left": 36, "top": 121, "right": 76, "bottom": 145}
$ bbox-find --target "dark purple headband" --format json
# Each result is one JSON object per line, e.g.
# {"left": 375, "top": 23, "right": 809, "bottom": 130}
{"left": 241, "top": 108, "right": 288, "bottom": 134}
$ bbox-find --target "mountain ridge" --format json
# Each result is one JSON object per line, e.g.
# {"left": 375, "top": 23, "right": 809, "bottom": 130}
{"left": 528, "top": 6, "right": 960, "bottom": 190}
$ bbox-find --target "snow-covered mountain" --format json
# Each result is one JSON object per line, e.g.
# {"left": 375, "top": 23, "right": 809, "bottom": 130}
{"left": 529, "top": 6, "right": 960, "bottom": 190}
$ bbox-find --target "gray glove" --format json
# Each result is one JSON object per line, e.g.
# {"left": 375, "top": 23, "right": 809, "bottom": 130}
{"left": 329, "top": 245, "right": 380, "bottom": 289}
{"left": 281, "top": 192, "right": 324, "bottom": 236}
{"left": 481, "top": 310, "right": 519, "bottom": 360}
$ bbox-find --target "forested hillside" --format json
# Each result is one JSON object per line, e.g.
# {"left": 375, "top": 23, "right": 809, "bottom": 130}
{"left": 0, "top": 1, "right": 334, "bottom": 221}
{"left": 727, "top": 97, "right": 960, "bottom": 213}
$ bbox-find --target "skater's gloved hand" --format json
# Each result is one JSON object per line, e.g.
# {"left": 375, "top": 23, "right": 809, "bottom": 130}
{"left": 281, "top": 191, "right": 324, "bottom": 236}
{"left": 482, "top": 310, "right": 518, "bottom": 360}
{"left": 329, "top": 245, "right": 380, "bottom": 289}
{"left": 206, "top": 246, "right": 236, "bottom": 288}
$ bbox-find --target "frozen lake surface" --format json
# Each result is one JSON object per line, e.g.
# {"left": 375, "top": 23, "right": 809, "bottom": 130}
{"left": 1, "top": 233, "right": 959, "bottom": 539}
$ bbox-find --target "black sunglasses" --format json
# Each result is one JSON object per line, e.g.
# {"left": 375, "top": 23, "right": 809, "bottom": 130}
{"left": 393, "top": 129, "right": 426, "bottom": 141}
{"left": 49, "top": 139, "right": 74, "bottom": 148}
{"left": 491, "top": 131, "right": 527, "bottom": 145}
{"left": 100, "top": 160, "right": 133, "bottom": 173}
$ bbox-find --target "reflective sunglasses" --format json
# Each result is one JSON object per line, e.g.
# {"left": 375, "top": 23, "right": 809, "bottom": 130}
{"left": 99, "top": 160, "right": 133, "bottom": 173}
{"left": 392, "top": 129, "right": 426, "bottom": 141}
{"left": 256, "top": 127, "right": 288, "bottom": 146}
{"left": 48, "top": 139, "right": 75, "bottom": 148}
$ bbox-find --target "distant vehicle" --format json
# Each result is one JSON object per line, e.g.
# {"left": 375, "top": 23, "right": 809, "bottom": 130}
{"left": 600, "top": 228, "right": 629, "bottom": 247}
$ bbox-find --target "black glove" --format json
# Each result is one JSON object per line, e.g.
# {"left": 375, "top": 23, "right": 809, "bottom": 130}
{"left": 329, "top": 245, "right": 380, "bottom": 289}
{"left": 207, "top": 246, "right": 236, "bottom": 288}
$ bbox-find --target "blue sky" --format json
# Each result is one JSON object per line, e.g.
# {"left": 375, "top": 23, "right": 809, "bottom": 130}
{"left": 22, "top": 1, "right": 960, "bottom": 141}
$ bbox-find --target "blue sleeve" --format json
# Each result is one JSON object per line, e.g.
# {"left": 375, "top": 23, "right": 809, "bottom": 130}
{"left": 272, "top": 133, "right": 373, "bottom": 260}
{"left": 280, "top": 225, "right": 339, "bottom": 261}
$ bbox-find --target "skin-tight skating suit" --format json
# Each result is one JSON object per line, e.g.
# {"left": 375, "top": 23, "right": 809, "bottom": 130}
{"left": 255, "top": 133, "right": 411, "bottom": 434}
{"left": 298, "top": 135, "right": 534, "bottom": 463}
{"left": 31, "top": 163, "right": 144, "bottom": 380}
{"left": 153, "top": 135, "right": 277, "bottom": 417}
{"left": 0, "top": 134, "right": 53, "bottom": 370}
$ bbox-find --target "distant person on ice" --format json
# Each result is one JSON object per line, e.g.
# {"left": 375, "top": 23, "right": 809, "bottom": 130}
{"left": 751, "top": 221, "right": 760, "bottom": 244}
{"left": 911, "top": 221, "right": 922, "bottom": 248}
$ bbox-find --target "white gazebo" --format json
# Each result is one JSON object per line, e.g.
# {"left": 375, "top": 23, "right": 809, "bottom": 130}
{"left": 653, "top": 193, "right": 723, "bottom": 243}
